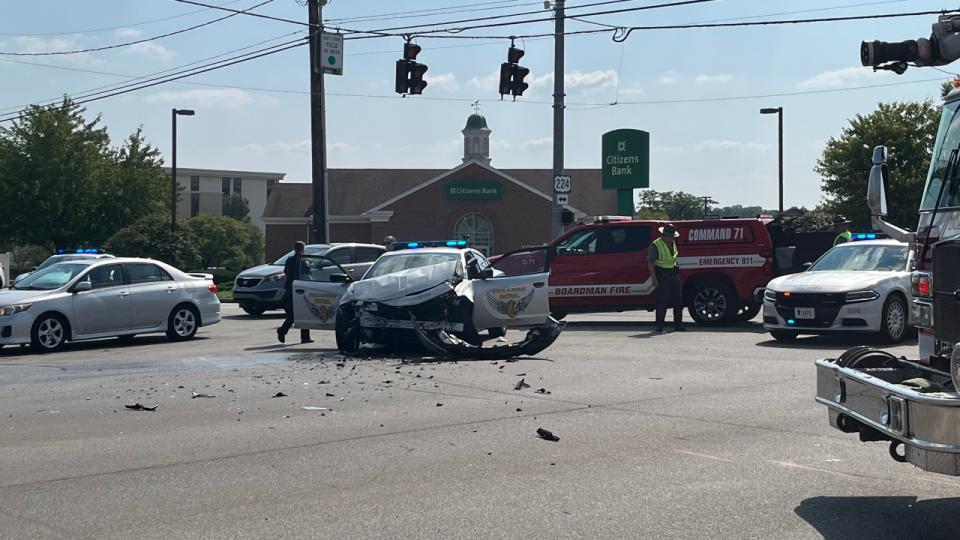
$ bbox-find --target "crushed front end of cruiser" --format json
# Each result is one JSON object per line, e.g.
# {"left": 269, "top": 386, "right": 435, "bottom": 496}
{"left": 414, "top": 316, "right": 566, "bottom": 360}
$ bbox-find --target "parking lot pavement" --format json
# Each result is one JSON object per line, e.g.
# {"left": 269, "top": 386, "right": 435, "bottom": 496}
{"left": 3, "top": 305, "right": 957, "bottom": 539}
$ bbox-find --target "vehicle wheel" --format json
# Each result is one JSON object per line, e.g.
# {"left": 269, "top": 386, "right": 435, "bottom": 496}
{"left": 770, "top": 329, "right": 798, "bottom": 342}
{"left": 736, "top": 303, "right": 762, "bottom": 322}
{"left": 166, "top": 304, "right": 199, "bottom": 341}
{"left": 241, "top": 305, "right": 266, "bottom": 316}
{"left": 488, "top": 327, "right": 507, "bottom": 339}
{"left": 31, "top": 313, "right": 68, "bottom": 353}
{"left": 687, "top": 281, "right": 737, "bottom": 326}
{"left": 879, "top": 294, "right": 908, "bottom": 344}
{"left": 550, "top": 312, "right": 568, "bottom": 320}
{"left": 335, "top": 305, "right": 361, "bottom": 354}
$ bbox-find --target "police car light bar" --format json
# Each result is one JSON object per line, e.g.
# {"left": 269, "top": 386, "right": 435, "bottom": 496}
{"left": 852, "top": 232, "right": 887, "bottom": 241}
{"left": 392, "top": 240, "right": 468, "bottom": 251}
{"left": 57, "top": 248, "right": 102, "bottom": 254}
{"left": 590, "top": 216, "right": 632, "bottom": 224}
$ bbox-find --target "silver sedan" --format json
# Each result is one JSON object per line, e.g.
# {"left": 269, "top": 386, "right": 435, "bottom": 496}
{"left": 0, "top": 257, "right": 221, "bottom": 352}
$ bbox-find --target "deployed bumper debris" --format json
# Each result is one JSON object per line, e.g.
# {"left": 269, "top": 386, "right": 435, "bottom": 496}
{"left": 414, "top": 317, "right": 565, "bottom": 360}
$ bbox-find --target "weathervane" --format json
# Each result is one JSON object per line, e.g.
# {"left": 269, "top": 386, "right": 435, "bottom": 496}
{"left": 472, "top": 100, "right": 480, "bottom": 114}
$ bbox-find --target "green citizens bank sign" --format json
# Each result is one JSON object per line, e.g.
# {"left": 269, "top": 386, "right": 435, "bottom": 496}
{"left": 445, "top": 181, "right": 503, "bottom": 200}
{"left": 602, "top": 129, "right": 649, "bottom": 189}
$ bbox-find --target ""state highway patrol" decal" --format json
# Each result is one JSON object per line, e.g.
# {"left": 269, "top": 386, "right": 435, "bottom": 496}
{"left": 486, "top": 287, "right": 535, "bottom": 319}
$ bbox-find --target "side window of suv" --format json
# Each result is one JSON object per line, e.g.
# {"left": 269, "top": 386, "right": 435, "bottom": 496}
{"left": 556, "top": 229, "right": 602, "bottom": 256}
{"left": 597, "top": 226, "right": 651, "bottom": 254}
{"left": 354, "top": 247, "right": 384, "bottom": 264}
{"left": 326, "top": 248, "right": 353, "bottom": 266}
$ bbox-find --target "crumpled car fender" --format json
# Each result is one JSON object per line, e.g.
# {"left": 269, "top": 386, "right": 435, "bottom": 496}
{"left": 414, "top": 317, "right": 565, "bottom": 360}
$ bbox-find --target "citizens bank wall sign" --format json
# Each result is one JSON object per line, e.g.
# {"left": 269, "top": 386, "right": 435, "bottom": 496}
{"left": 445, "top": 181, "right": 504, "bottom": 200}
{"left": 601, "top": 129, "right": 649, "bottom": 189}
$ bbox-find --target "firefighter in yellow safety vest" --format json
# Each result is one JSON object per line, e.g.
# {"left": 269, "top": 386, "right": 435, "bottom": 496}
{"left": 647, "top": 223, "right": 685, "bottom": 332}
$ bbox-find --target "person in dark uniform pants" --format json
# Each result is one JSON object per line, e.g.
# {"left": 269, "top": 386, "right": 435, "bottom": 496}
{"left": 277, "top": 241, "right": 313, "bottom": 344}
{"left": 647, "top": 223, "right": 685, "bottom": 332}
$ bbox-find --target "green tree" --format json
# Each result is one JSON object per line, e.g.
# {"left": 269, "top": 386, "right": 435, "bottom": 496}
{"left": 816, "top": 100, "right": 939, "bottom": 230}
{"left": 714, "top": 204, "right": 766, "bottom": 218}
{"left": 105, "top": 215, "right": 200, "bottom": 270}
{"left": 184, "top": 214, "right": 263, "bottom": 269}
{"left": 776, "top": 206, "right": 834, "bottom": 234}
{"left": 637, "top": 189, "right": 710, "bottom": 220}
{"left": 0, "top": 98, "right": 167, "bottom": 248}
{"left": 222, "top": 192, "right": 251, "bottom": 221}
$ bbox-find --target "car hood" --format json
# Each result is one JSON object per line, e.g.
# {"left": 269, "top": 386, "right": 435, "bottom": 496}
{"left": 0, "top": 289, "right": 57, "bottom": 304}
{"left": 237, "top": 264, "right": 285, "bottom": 279}
{"left": 343, "top": 261, "right": 458, "bottom": 306}
{"left": 767, "top": 270, "right": 904, "bottom": 293}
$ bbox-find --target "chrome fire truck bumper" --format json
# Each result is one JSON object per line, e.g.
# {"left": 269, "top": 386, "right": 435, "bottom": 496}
{"left": 816, "top": 357, "right": 960, "bottom": 475}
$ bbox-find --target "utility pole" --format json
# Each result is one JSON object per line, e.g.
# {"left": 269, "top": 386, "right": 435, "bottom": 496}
{"left": 550, "top": 0, "right": 565, "bottom": 240}
{"left": 699, "top": 196, "right": 715, "bottom": 218}
{"left": 308, "top": 0, "right": 329, "bottom": 243}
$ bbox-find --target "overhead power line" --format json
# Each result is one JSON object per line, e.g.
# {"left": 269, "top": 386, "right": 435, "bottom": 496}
{"left": 0, "top": 0, "right": 246, "bottom": 37}
{"left": 326, "top": 0, "right": 534, "bottom": 25}
{"left": 0, "top": 39, "right": 306, "bottom": 123}
{"left": 0, "top": 0, "right": 273, "bottom": 56}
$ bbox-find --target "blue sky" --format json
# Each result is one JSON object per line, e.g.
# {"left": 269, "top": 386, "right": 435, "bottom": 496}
{"left": 0, "top": 0, "right": 954, "bottom": 210}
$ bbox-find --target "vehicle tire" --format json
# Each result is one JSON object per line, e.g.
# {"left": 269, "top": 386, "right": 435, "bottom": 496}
{"left": 241, "top": 305, "right": 266, "bottom": 317}
{"left": 879, "top": 294, "right": 908, "bottom": 344}
{"left": 31, "top": 313, "right": 69, "bottom": 353}
{"left": 736, "top": 303, "right": 762, "bottom": 323}
{"left": 166, "top": 304, "right": 199, "bottom": 341}
{"left": 335, "top": 305, "right": 361, "bottom": 354}
{"left": 488, "top": 327, "right": 507, "bottom": 339}
{"left": 770, "top": 329, "right": 799, "bottom": 342}
{"left": 550, "top": 312, "right": 568, "bottom": 320}
{"left": 687, "top": 281, "right": 737, "bottom": 326}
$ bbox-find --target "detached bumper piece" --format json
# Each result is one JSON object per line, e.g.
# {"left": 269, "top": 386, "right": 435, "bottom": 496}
{"left": 414, "top": 317, "right": 565, "bottom": 360}
{"left": 816, "top": 347, "right": 960, "bottom": 476}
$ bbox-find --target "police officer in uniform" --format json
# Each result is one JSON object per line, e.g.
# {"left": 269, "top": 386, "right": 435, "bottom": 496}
{"left": 832, "top": 216, "right": 853, "bottom": 247}
{"left": 277, "top": 241, "right": 313, "bottom": 344}
{"left": 648, "top": 223, "right": 684, "bottom": 332}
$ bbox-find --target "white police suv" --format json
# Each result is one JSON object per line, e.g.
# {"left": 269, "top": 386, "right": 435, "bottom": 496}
{"left": 762, "top": 238, "right": 911, "bottom": 343}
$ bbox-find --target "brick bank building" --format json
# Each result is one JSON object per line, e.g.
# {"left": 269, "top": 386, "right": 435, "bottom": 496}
{"left": 262, "top": 114, "right": 616, "bottom": 260}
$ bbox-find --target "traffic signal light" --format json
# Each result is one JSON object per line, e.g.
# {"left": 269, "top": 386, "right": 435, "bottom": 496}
{"left": 498, "top": 45, "right": 530, "bottom": 99}
{"left": 395, "top": 42, "right": 428, "bottom": 95}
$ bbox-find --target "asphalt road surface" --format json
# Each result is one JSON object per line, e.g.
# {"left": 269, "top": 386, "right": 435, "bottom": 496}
{"left": 1, "top": 304, "right": 956, "bottom": 539}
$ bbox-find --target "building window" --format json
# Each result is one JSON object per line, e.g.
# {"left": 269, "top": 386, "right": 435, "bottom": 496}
{"left": 233, "top": 177, "right": 242, "bottom": 194}
{"left": 190, "top": 193, "right": 199, "bottom": 218}
{"left": 454, "top": 213, "right": 494, "bottom": 256}
{"left": 190, "top": 175, "right": 199, "bottom": 192}
{"left": 267, "top": 179, "right": 275, "bottom": 199}
{"left": 221, "top": 177, "right": 230, "bottom": 195}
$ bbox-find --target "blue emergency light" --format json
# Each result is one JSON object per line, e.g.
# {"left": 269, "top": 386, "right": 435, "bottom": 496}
{"left": 852, "top": 233, "right": 878, "bottom": 240}
{"left": 392, "top": 240, "right": 469, "bottom": 251}
{"left": 57, "top": 248, "right": 102, "bottom": 255}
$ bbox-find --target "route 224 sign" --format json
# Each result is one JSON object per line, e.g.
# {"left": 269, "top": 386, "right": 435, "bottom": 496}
{"left": 554, "top": 175, "right": 571, "bottom": 193}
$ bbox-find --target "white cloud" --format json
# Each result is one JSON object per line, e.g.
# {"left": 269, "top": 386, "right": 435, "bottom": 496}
{"left": 144, "top": 88, "right": 254, "bottom": 108}
{"left": 469, "top": 69, "right": 618, "bottom": 92}
{"left": 695, "top": 73, "right": 733, "bottom": 84}
{"left": 520, "top": 137, "right": 552, "bottom": 150}
{"left": 228, "top": 139, "right": 356, "bottom": 155}
{"left": 114, "top": 28, "right": 143, "bottom": 38}
{"left": 13, "top": 36, "right": 100, "bottom": 65}
{"left": 798, "top": 66, "right": 883, "bottom": 89}
{"left": 658, "top": 70, "right": 678, "bottom": 84}
{"left": 423, "top": 72, "right": 458, "bottom": 90}
{"left": 696, "top": 140, "right": 772, "bottom": 153}
{"left": 124, "top": 41, "right": 176, "bottom": 62}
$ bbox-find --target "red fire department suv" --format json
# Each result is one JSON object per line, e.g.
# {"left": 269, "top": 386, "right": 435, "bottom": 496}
{"left": 496, "top": 216, "right": 782, "bottom": 326}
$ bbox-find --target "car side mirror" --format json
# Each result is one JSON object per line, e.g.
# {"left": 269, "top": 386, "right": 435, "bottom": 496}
{"left": 867, "top": 145, "right": 889, "bottom": 217}
{"left": 479, "top": 268, "right": 494, "bottom": 280}
{"left": 801, "top": 262, "right": 813, "bottom": 271}
{"left": 73, "top": 281, "right": 92, "bottom": 293}
{"left": 329, "top": 273, "right": 352, "bottom": 283}
{"left": 31, "top": 266, "right": 38, "bottom": 271}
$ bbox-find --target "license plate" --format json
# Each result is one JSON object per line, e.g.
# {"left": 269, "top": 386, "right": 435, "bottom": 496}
{"left": 795, "top": 307, "right": 816, "bottom": 319}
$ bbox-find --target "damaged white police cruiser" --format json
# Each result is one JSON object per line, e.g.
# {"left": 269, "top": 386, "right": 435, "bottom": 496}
{"left": 289, "top": 241, "right": 564, "bottom": 359}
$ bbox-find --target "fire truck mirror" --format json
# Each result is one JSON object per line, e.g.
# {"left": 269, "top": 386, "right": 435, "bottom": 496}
{"left": 867, "top": 145, "right": 889, "bottom": 217}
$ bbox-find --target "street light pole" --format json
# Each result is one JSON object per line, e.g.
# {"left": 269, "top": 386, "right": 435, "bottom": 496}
{"left": 760, "top": 107, "right": 783, "bottom": 213}
{"left": 550, "top": 0, "right": 565, "bottom": 240}
{"left": 171, "top": 108, "right": 195, "bottom": 233}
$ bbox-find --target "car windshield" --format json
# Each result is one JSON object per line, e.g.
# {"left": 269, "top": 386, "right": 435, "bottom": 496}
{"left": 808, "top": 244, "right": 909, "bottom": 272}
{"left": 271, "top": 245, "right": 331, "bottom": 266}
{"left": 363, "top": 252, "right": 459, "bottom": 279}
{"left": 13, "top": 263, "right": 89, "bottom": 290}
{"left": 922, "top": 99, "right": 960, "bottom": 210}
{"left": 36, "top": 255, "right": 89, "bottom": 271}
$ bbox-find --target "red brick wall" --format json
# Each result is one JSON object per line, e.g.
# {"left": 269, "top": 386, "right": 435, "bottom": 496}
{"left": 266, "top": 223, "right": 311, "bottom": 261}
{"left": 330, "top": 223, "right": 373, "bottom": 243}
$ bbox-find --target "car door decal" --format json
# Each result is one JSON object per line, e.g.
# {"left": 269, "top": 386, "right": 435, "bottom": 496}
{"left": 486, "top": 287, "right": 536, "bottom": 319}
